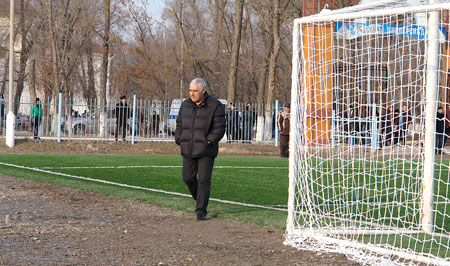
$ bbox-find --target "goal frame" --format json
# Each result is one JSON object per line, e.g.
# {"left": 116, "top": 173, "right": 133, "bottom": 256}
{"left": 287, "top": 2, "right": 450, "bottom": 265}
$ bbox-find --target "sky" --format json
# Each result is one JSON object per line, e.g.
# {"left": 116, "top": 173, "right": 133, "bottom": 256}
{"left": 146, "top": 0, "right": 166, "bottom": 22}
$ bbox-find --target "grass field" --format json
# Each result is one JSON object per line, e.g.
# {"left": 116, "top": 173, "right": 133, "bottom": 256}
{"left": 0, "top": 153, "right": 290, "bottom": 228}
{"left": 2, "top": 152, "right": 449, "bottom": 260}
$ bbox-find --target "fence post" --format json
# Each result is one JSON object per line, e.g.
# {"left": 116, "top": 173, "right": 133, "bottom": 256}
{"left": 275, "top": 100, "right": 279, "bottom": 146}
{"left": 131, "top": 95, "right": 136, "bottom": 145}
{"left": 371, "top": 103, "right": 377, "bottom": 153}
{"left": 57, "top": 92, "right": 62, "bottom": 142}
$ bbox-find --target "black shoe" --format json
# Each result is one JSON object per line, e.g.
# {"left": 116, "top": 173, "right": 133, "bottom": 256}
{"left": 196, "top": 212, "right": 207, "bottom": 221}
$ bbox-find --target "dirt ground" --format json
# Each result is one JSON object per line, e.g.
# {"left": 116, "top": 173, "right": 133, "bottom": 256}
{"left": 0, "top": 140, "right": 359, "bottom": 265}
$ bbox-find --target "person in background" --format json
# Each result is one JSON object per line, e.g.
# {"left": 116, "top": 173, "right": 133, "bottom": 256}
{"left": 242, "top": 102, "right": 256, "bottom": 143}
{"left": 115, "top": 95, "right": 130, "bottom": 142}
{"left": 343, "top": 104, "right": 355, "bottom": 144}
{"left": 175, "top": 78, "right": 226, "bottom": 221}
{"left": 445, "top": 105, "right": 450, "bottom": 146}
{"left": 277, "top": 103, "right": 290, "bottom": 158}
{"left": 151, "top": 110, "right": 160, "bottom": 136}
{"left": 393, "top": 109, "right": 401, "bottom": 145}
{"left": 31, "top": 97, "right": 44, "bottom": 140}
{"left": 436, "top": 106, "right": 446, "bottom": 155}
{"left": 400, "top": 104, "right": 412, "bottom": 146}
{"left": 226, "top": 103, "right": 240, "bottom": 142}
{"left": 0, "top": 94, "right": 4, "bottom": 135}
{"left": 385, "top": 107, "right": 394, "bottom": 146}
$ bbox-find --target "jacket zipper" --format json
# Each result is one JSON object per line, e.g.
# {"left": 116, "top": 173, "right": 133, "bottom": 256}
{"left": 188, "top": 105, "right": 197, "bottom": 157}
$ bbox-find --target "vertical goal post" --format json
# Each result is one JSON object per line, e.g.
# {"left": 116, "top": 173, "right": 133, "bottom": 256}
{"left": 286, "top": 1, "right": 450, "bottom": 266}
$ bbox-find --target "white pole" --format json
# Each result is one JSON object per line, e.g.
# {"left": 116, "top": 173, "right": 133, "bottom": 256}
{"left": 131, "top": 94, "right": 136, "bottom": 145}
{"left": 371, "top": 103, "right": 377, "bottom": 153}
{"left": 179, "top": 0, "right": 184, "bottom": 100}
{"left": 57, "top": 92, "right": 62, "bottom": 142}
{"left": 422, "top": 3, "right": 440, "bottom": 234}
{"left": 287, "top": 21, "right": 300, "bottom": 233}
{"left": 6, "top": 0, "right": 15, "bottom": 148}
{"left": 275, "top": 100, "right": 279, "bottom": 147}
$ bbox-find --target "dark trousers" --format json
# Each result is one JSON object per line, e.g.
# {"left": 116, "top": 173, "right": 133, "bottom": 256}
{"left": 436, "top": 133, "right": 445, "bottom": 154}
{"left": 33, "top": 116, "right": 41, "bottom": 139}
{"left": 400, "top": 127, "right": 408, "bottom": 145}
{"left": 385, "top": 127, "right": 392, "bottom": 146}
{"left": 445, "top": 127, "right": 450, "bottom": 146}
{"left": 243, "top": 125, "right": 253, "bottom": 142}
{"left": 378, "top": 129, "right": 385, "bottom": 148}
{"left": 393, "top": 128, "right": 400, "bottom": 145}
{"left": 227, "top": 125, "right": 240, "bottom": 142}
{"left": 182, "top": 156, "right": 215, "bottom": 214}
{"left": 280, "top": 134, "right": 289, "bottom": 158}
{"left": 115, "top": 120, "right": 127, "bottom": 140}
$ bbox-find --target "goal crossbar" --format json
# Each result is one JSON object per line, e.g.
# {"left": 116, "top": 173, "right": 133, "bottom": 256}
{"left": 296, "top": 2, "right": 450, "bottom": 24}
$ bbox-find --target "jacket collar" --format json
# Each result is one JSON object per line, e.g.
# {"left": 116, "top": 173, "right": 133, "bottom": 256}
{"left": 189, "top": 92, "right": 209, "bottom": 107}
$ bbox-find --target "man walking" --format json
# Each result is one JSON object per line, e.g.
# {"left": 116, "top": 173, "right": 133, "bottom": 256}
{"left": 115, "top": 95, "right": 130, "bottom": 142}
{"left": 277, "top": 103, "right": 290, "bottom": 158}
{"left": 175, "top": 78, "right": 226, "bottom": 221}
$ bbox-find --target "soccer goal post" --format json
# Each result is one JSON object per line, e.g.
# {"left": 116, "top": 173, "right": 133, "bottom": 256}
{"left": 285, "top": 1, "right": 450, "bottom": 265}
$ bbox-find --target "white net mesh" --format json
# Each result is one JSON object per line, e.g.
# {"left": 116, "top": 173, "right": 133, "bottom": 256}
{"left": 286, "top": 1, "right": 450, "bottom": 265}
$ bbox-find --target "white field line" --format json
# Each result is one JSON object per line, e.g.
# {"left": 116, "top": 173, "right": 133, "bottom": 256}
{"left": 41, "top": 165, "right": 289, "bottom": 170}
{"left": 0, "top": 161, "right": 287, "bottom": 212}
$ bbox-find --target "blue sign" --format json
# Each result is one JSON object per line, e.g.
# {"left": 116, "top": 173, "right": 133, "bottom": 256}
{"left": 336, "top": 22, "right": 446, "bottom": 42}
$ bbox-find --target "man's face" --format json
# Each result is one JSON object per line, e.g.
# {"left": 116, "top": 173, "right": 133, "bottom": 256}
{"left": 438, "top": 108, "right": 444, "bottom": 114}
{"left": 189, "top": 83, "right": 205, "bottom": 105}
{"left": 285, "top": 107, "right": 290, "bottom": 113}
{"left": 402, "top": 106, "right": 407, "bottom": 112}
{"left": 121, "top": 98, "right": 127, "bottom": 104}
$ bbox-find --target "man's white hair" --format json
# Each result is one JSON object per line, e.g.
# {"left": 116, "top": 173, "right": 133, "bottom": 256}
{"left": 190, "top": 78, "right": 207, "bottom": 91}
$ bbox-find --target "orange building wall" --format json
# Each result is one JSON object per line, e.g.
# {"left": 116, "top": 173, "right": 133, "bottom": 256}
{"left": 302, "top": 25, "right": 333, "bottom": 145}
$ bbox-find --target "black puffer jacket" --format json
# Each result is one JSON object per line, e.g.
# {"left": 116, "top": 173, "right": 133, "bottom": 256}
{"left": 175, "top": 93, "right": 226, "bottom": 158}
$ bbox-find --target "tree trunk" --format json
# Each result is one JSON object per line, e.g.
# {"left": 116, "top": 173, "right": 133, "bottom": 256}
{"left": 1, "top": 54, "right": 8, "bottom": 95}
{"left": 255, "top": 33, "right": 274, "bottom": 142}
{"left": 49, "top": 0, "right": 61, "bottom": 135}
{"left": 86, "top": 40, "right": 97, "bottom": 101}
{"left": 28, "top": 57, "right": 36, "bottom": 102}
{"left": 226, "top": 0, "right": 244, "bottom": 104}
{"left": 265, "top": 0, "right": 281, "bottom": 140}
{"left": 99, "top": 0, "right": 111, "bottom": 138}
{"left": 14, "top": 0, "right": 30, "bottom": 115}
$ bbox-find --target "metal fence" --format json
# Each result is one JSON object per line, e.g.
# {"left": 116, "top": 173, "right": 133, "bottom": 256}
{"left": 0, "top": 94, "right": 281, "bottom": 145}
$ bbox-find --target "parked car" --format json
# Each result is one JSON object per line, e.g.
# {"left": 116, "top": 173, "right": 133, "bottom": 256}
{"left": 2, "top": 113, "right": 30, "bottom": 130}
{"left": 63, "top": 110, "right": 140, "bottom": 136}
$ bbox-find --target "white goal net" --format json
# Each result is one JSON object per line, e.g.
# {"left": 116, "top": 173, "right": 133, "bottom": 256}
{"left": 285, "top": 1, "right": 450, "bottom": 265}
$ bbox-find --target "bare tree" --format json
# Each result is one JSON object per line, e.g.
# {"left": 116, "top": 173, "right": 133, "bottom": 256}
{"left": 226, "top": 0, "right": 244, "bottom": 104}
{"left": 14, "top": 0, "right": 33, "bottom": 114}
{"left": 98, "top": 0, "right": 111, "bottom": 137}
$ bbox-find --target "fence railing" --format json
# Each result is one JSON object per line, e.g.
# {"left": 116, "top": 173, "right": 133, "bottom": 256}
{"left": 0, "top": 94, "right": 281, "bottom": 145}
